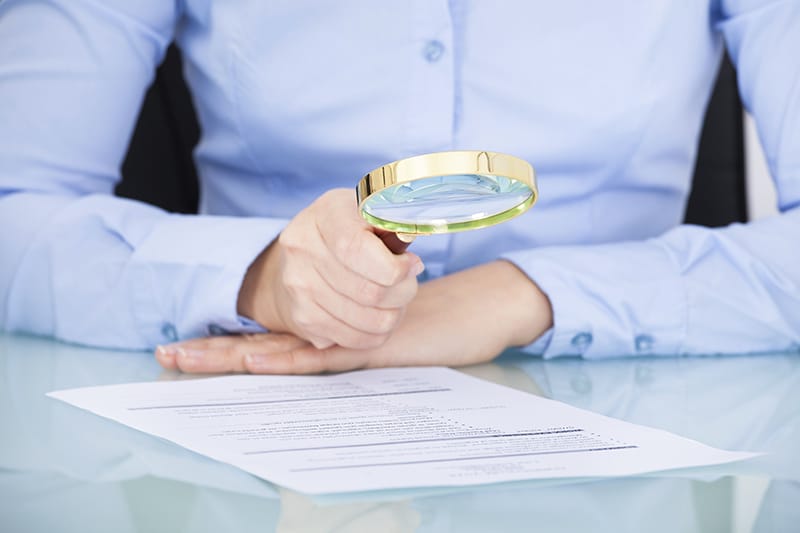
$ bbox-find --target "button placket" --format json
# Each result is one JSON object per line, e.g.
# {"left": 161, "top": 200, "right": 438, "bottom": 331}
{"left": 402, "top": 0, "right": 455, "bottom": 281}
{"left": 404, "top": 0, "right": 454, "bottom": 153}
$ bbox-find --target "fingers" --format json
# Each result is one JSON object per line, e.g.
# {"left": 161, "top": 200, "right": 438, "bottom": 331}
{"left": 155, "top": 334, "right": 310, "bottom": 374}
{"left": 278, "top": 249, "right": 411, "bottom": 348}
{"left": 280, "top": 296, "right": 397, "bottom": 350}
{"left": 315, "top": 190, "right": 422, "bottom": 287}
{"left": 154, "top": 333, "right": 370, "bottom": 375}
{"left": 323, "top": 225, "right": 416, "bottom": 286}
{"left": 267, "top": 189, "right": 423, "bottom": 347}
{"left": 311, "top": 248, "right": 421, "bottom": 309}
{"left": 244, "top": 344, "right": 372, "bottom": 375}
{"left": 237, "top": 189, "right": 424, "bottom": 350}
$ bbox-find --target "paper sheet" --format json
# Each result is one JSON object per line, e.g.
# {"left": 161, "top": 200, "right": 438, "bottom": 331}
{"left": 48, "top": 367, "right": 756, "bottom": 494}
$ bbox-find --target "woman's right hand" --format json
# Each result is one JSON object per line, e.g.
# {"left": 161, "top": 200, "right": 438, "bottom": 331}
{"left": 237, "top": 188, "right": 424, "bottom": 350}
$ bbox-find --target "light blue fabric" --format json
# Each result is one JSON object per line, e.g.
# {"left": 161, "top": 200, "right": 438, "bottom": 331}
{"left": 0, "top": 1, "right": 798, "bottom": 356}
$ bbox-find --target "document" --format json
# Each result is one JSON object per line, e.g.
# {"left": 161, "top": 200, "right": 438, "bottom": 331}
{"left": 48, "top": 367, "right": 756, "bottom": 494}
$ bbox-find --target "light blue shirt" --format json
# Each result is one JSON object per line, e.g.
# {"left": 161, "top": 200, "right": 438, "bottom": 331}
{"left": 0, "top": 1, "right": 798, "bottom": 357}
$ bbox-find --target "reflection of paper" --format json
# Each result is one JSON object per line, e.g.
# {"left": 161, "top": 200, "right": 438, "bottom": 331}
{"left": 47, "top": 367, "right": 756, "bottom": 494}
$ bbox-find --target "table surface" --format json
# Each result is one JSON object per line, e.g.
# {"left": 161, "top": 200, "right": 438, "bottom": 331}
{"left": 1, "top": 332, "right": 798, "bottom": 533}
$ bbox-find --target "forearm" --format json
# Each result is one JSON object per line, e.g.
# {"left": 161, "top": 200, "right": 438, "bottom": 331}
{"left": 442, "top": 260, "right": 553, "bottom": 349}
{"left": 0, "top": 191, "right": 284, "bottom": 349}
{"left": 503, "top": 209, "right": 800, "bottom": 358}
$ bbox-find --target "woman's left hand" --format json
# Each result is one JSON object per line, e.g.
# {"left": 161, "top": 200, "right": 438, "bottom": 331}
{"left": 156, "top": 261, "right": 553, "bottom": 374}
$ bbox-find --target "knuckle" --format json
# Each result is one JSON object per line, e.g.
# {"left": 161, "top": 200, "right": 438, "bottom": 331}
{"left": 372, "top": 308, "right": 401, "bottom": 334}
{"left": 223, "top": 348, "right": 243, "bottom": 372}
{"left": 365, "top": 333, "right": 391, "bottom": 349}
{"left": 318, "top": 189, "right": 337, "bottom": 205}
{"left": 358, "top": 279, "right": 386, "bottom": 306}
{"left": 310, "top": 337, "right": 334, "bottom": 350}
{"left": 282, "top": 270, "right": 307, "bottom": 294}
{"left": 397, "top": 276, "right": 419, "bottom": 303}
{"left": 278, "top": 227, "right": 301, "bottom": 251}
{"left": 290, "top": 348, "right": 325, "bottom": 375}
{"left": 284, "top": 349, "right": 306, "bottom": 374}
{"left": 399, "top": 288, "right": 418, "bottom": 307}
{"left": 320, "top": 188, "right": 353, "bottom": 210}
{"left": 291, "top": 309, "right": 315, "bottom": 330}
{"left": 385, "top": 262, "right": 407, "bottom": 285}
{"left": 335, "top": 231, "right": 363, "bottom": 262}
{"left": 345, "top": 331, "right": 387, "bottom": 350}
{"left": 176, "top": 356, "right": 199, "bottom": 374}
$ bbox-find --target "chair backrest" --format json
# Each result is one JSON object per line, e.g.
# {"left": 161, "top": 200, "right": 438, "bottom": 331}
{"left": 117, "top": 45, "right": 199, "bottom": 214}
{"left": 118, "top": 46, "right": 748, "bottom": 227}
{"left": 685, "top": 55, "right": 748, "bottom": 226}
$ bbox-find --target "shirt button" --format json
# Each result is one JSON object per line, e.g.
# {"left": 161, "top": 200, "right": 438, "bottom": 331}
{"left": 207, "top": 323, "right": 227, "bottom": 336}
{"left": 422, "top": 40, "right": 445, "bottom": 62}
{"left": 635, "top": 334, "right": 655, "bottom": 353}
{"left": 161, "top": 323, "right": 178, "bottom": 342}
{"left": 571, "top": 332, "right": 593, "bottom": 351}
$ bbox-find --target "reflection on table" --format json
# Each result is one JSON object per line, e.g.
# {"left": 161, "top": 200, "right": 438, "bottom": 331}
{"left": 1, "top": 333, "right": 798, "bottom": 532}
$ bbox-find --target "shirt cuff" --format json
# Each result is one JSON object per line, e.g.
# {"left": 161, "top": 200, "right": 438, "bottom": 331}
{"left": 206, "top": 315, "right": 268, "bottom": 336}
{"left": 130, "top": 214, "right": 285, "bottom": 346}
{"left": 502, "top": 240, "right": 687, "bottom": 359}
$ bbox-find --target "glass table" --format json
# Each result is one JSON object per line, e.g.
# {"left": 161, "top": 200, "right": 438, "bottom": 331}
{"left": 1, "top": 332, "right": 798, "bottom": 532}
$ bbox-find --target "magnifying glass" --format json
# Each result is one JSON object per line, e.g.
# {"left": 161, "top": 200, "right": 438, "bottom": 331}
{"left": 356, "top": 150, "right": 537, "bottom": 250}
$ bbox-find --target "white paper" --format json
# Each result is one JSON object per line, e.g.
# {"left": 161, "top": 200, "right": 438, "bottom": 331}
{"left": 48, "top": 367, "right": 756, "bottom": 494}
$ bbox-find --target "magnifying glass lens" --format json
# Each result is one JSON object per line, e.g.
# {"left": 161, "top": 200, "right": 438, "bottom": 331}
{"left": 357, "top": 151, "right": 537, "bottom": 236}
{"left": 362, "top": 174, "right": 534, "bottom": 233}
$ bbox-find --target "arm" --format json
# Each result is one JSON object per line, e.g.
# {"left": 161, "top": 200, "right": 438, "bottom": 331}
{"left": 0, "top": 1, "right": 419, "bottom": 350}
{"left": 501, "top": 0, "right": 800, "bottom": 358}
{"left": 157, "top": 0, "right": 799, "bottom": 373}
{"left": 0, "top": 0, "right": 284, "bottom": 349}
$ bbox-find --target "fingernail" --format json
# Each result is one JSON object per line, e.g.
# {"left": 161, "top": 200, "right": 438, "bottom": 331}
{"left": 155, "top": 345, "right": 175, "bottom": 360}
{"left": 412, "top": 261, "right": 425, "bottom": 276}
{"left": 175, "top": 347, "right": 206, "bottom": 359}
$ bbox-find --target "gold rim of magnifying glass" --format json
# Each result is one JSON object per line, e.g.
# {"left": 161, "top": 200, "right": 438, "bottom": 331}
{"left": 356, "top": 150, "right": 538, "bottom": 235}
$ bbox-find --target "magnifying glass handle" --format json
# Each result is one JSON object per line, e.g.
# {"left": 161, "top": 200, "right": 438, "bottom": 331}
{"left": 396, "top": 233, "right": 417, "bottom": 244}
{"left": 377, "top": 231, "right": 416, "bottom": 254}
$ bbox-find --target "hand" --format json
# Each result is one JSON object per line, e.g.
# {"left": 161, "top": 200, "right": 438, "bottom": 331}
{"left": 237, "top": 189, "right": 424, "bottom": 349}
{"left": 156, "top": 261, "right": 553, "bottom": 374}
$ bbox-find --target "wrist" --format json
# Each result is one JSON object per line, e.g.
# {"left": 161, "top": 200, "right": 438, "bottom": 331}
{"left": 237, "top": 240, "right": 284, "bottom": 331}
{"left": 490, "top": 260, "right": 553, "bottom": 347}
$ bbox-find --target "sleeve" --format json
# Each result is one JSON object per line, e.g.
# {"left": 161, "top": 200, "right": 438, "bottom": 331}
{"left": 502, "top": 0, "right": 800, "bottom": 359}
{"left": 0, "top": 0, "right": 286, "bottom": 349}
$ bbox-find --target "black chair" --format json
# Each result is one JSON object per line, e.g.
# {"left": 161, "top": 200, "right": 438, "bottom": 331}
{"left": 118, "top": 46, "right": 748, "bottom": 227}
{"left": 117, "top": 45, "right": 200, "bottom": 214}
{"left": 685, "top": 56, "right": 748, "bottom": 226}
